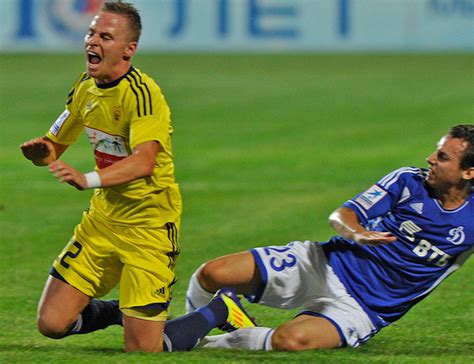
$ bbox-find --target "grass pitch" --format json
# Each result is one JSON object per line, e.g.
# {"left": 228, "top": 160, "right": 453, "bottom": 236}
{"left": 0, "top": 53, "right": 473, "bottom": 363}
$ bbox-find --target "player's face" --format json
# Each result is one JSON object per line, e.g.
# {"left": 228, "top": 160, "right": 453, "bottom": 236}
{"left": 426, "top": 135, "right": 472, "bottom": 190}
{"left": 84, "top": 12, "right": 137, "bottom": 84}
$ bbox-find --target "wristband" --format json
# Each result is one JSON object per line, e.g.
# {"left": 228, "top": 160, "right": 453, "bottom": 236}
{"left": 84, "top": 171, "right": 101, "bottom": 189}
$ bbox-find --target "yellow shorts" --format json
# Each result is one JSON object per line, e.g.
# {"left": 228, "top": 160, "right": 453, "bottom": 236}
{"left": 52, "top": 210, "right": 180, "bottom": 321}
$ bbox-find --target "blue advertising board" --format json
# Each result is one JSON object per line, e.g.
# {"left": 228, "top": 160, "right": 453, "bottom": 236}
{"left": 0, "top": 0, "right": 473, "bottom": 51}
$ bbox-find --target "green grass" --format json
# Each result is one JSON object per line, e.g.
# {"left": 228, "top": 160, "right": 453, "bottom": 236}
{"left": 1, "top": 53, "right": 473, "bottom": 363}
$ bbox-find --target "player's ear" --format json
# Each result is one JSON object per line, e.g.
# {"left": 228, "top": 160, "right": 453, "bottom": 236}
{"left": 123, "top": 41, "right": 137, "bottom": 60}
{"left": 462, "top": 166, "right": 474, "bottom": 182}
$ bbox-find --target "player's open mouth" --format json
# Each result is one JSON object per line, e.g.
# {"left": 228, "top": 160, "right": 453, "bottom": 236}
{"left": 87, "top": 51, "right": 102, "bottom": 66}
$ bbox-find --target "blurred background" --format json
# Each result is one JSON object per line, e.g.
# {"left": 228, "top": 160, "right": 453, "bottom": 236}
{"left": 1, "top": 0, "right": 473, "bottom": 52}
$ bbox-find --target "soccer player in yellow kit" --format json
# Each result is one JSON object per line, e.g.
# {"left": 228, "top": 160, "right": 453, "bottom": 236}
{"left": 20, "top": 1, "right": 182, "bottom": 352}
{"left": 21, "top": 1, "right": 257, "bottom": 353}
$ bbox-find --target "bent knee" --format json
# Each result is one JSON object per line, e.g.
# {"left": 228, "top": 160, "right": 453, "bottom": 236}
{"left": 197, "top": 251, "right": 257, "bottom": 293}
{"left": 272, "top": 327, "right": 313, "bottom": 351}
{"left": 197, "top": 259, "right": 233, "bottom": 291}
{"left": 37, "top": 312, "right": 73, "bottom": 339}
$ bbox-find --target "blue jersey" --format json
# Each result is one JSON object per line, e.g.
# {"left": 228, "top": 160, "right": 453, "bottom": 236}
{"left": 322, "top": 167, "right": 473, "bottom": 330}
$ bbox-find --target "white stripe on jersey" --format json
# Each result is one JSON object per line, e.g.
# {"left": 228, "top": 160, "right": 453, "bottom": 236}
{"left": 433, "top": 199, "right": 470, "bottom": 213}
{"left": 378, "top": 167, "right": 420, "bottom": 189}
{"left": 412, "top": 246, "right": 473, "bottom": 301}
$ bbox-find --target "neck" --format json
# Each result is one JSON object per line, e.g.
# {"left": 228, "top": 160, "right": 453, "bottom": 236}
{"left": 95, "top": 63, "right": 132, "bottom": 85}
{"left": 431, "top": 186, "right": 470, "bottom": 210}
{"left": 95, "top": 66, "right": 133, "bottom": 89}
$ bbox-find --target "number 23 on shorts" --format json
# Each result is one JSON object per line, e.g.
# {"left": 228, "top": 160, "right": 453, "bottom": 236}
{"left": 263, "top": 246, "right": 297, "bottom": 272}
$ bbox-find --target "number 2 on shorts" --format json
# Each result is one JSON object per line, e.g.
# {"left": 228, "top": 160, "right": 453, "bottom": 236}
{"left": 60, "top": 241, "right": 83, "bottom": 269}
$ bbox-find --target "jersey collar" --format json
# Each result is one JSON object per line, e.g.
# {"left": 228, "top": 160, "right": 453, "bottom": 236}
{"left": 95, "top": 66, "right": 134, "bottom": 89}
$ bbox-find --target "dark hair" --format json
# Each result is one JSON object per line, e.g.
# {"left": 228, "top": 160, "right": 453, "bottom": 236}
{"left": 102, "top": 1, "right": 142, "bottom": 42}
{"left": 449, "top": 124, "right": 474, "bottom": 170}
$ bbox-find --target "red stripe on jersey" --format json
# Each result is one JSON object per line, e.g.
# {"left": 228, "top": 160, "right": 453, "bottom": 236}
{"left": 94, "top": 150, "right": 126, "bottom": 169}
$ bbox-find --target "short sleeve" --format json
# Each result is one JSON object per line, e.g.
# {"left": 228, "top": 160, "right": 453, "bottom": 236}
{"left": 45, "top": 73, "right": 88, "bottom": 144}
{"left": 128, "top": 84, "right": 172, "bottom": 152}
{"left": 342, "top": 167, "right": 417, "bottom": 225}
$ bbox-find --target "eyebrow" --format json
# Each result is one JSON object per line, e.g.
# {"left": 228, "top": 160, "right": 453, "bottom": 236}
{"left": 88, "top": 28, "right": 114, "bottom": 38}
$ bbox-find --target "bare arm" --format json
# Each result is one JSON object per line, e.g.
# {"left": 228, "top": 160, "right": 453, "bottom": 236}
{"left": 328, "top": 206, "right": 396, "bottom": 246}
{"left": 20, "top": 137, "right": 68, "bottom": 166}
{"left": 48, "top": 140, "right": 159, "bottom": 190}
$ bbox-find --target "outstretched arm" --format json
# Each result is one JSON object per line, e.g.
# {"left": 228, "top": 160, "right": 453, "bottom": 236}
{"left": 48, "top": 140, "right": 159, "bottom": 190}
{"left": 328, "top": 206, "right": 396, "bottom": 246}
{"left": 20, "top": 137, "right": 68, "bottom": 166}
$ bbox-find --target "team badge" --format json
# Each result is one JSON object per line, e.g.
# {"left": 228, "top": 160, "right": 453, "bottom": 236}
{"left": 447, "top": 226, "right": 465, "bottom": 245}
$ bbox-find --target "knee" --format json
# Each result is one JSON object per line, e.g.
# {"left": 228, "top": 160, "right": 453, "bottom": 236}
{"left": 272, "top": 327, "right": 311, "bottom": 351}
{"left": 197, "top": 259, "right": 232, "bottom": 291}
{"left": 37, "top": 310, "right": 72, "bottom": 339}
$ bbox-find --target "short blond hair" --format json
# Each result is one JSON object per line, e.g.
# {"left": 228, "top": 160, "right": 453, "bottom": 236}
{"left": 102, "top": 1, "right": 142, "bottom": 42}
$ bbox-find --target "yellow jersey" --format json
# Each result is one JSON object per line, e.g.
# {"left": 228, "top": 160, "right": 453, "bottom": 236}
{"left": 46, "top": 67, "right": 182, "bottom": 227}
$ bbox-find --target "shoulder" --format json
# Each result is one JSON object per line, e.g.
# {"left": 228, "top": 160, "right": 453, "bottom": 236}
{"left": 66, "top": 72, "right": 91, "bottom": 105}
{"left": 377, "top": 167, "right": 427, "bottom": 189}
{"left": 70, "top": 72, "right": 91, "bottom": 91}
{"left": 121, "top": 68, "right": 167, "bottom": 118}
{"left": 124, "top": 67, "right": 161, "bottom": 92}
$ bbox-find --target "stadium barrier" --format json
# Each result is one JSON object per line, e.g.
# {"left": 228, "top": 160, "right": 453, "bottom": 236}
{"left": 1, "top": 0, "right": 473, "bottom": 52}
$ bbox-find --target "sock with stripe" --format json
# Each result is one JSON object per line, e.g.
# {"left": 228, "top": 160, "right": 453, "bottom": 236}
{"left": 163, "top": 296, "right": 227, "bottom": 351}
{"left": 67, "top": 299, "right": 122, "bottom": 336}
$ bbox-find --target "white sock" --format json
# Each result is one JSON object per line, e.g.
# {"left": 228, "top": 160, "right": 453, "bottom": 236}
{"left": 185, "top": 269, "right": 214, "bottom": 313}
{"left": 201, "top": 327, "right": 274, "bottom": 350}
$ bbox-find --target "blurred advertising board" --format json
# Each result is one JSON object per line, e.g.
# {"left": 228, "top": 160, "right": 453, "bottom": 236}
{"left": 1, "top": 0, "right": 473, "bottom": 51}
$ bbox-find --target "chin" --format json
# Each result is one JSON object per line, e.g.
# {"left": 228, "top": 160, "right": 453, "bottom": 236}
{"left": 86, "top": 63, "right": 101, "bottom": 75}
{"left": 425, "top": 178, "right": 435, "bottom": 188}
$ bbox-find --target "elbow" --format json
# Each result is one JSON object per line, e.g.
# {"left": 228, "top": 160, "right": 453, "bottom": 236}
{"left": 328, "top": 209, "right": 340, "bottom": 227}
{"left": 137, "top": 162, "right": 155, "bottom": 178}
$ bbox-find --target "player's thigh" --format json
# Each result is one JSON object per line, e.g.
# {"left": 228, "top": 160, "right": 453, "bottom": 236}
{"left": 272, "top": 314, "right": 341, "bottom": 351}
{"left": 118, "top": 224, "right": 178, "bottom": 312}
{"left": 53, "top": 212, "right": 122, "bottom": 298}
{"left": 37, "top": 275, "right": 90, "bottom": 336}
{"left": 198, "top": 251, "right": 261, "bottom": 295}
{"left": 123, "top": 314, "right": 166, "bottom": 352}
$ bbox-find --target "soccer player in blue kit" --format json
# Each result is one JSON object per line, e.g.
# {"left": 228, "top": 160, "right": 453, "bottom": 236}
{"left": 184, "top": 124, "right": 474, "bottom": 351}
